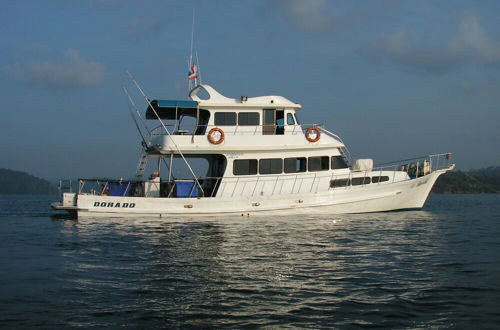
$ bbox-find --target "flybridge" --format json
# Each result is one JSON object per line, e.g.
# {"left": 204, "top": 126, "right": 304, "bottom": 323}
{"left": 145, "top": 84, "right": 302, "bottom": 120}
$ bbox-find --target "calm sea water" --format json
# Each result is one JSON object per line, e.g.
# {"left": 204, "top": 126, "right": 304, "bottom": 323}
{"left": 0, "top": 194, "right": 499, "bottom": 329}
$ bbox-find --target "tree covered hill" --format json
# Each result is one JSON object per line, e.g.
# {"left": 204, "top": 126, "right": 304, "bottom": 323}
{"left": 0, "top": 168, "right": 58, "bottom": 195}
{"left": 432, "top": 166, "right": 500, "bottom": 194}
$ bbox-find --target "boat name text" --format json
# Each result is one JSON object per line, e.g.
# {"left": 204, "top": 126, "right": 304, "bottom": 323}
{"left": 93, "top": 202, "right": 136, "bottom": 208}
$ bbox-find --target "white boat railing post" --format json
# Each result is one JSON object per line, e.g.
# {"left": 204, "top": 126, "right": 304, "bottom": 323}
{"left": 240, "top": 182, "right": 247, "bottom": 197}
{"left": 100, "top": 181, "right": 109, "bottom": 195}
{"left": 272, "top": 175, "right": 279, "bottom": 195}
{"left": 211, "top": 177, "right": 220, "bottom": 197}
{"left": 291, "top": 174, "right": 298, "bottom": 194}
{"left": 298, "top": 176, "right": 304, "bottom": 193}
{"left": 231, "top": 177, "right": 239, "bottom": 197}
{"left": 189, "top": 181, "right": 197, "bottom": 198}
{"left": 123, "top": 182, "right": 131, "bottom": 196}
{"left": 168, "top": 153, "right": 173, "bottom": 183}
{"left": 251, "top": 176, "right": 259, "bottom": 196}
{"left": 310, "top": 173, "right": 317, "bottom": 193}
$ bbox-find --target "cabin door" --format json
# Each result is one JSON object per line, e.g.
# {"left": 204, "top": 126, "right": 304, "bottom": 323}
{"left": 263, "top": 109, "right": 284, "bottom": 135}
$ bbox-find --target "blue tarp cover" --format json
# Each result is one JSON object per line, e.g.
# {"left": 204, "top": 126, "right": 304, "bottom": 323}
{"left": 108, "top": 181, "right": 132, "bottom": 196}
{"left": 175, "top": 180, "right": 199, "bottom": 198}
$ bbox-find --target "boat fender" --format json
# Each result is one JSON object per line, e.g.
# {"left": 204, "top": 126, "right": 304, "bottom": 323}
{"left": 208, "top": 127, "right": 225, "bottom": 145}
{"left": 305, "top": 126, "right": 321, "bottom": 143}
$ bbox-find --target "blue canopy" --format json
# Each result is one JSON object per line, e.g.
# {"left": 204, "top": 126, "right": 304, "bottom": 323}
{"left": 157, "top": 100, "right": 198, "bottom": 108}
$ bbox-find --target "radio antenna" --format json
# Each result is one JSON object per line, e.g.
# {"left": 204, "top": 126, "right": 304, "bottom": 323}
{"left": 190, "top": 9, "right": 195, "bottom": 67}
{"left": 188, "top": 8, "right": 199, "bottom": 93}
{"left": 196, "top": 51, "right": 202, "bottom": 85}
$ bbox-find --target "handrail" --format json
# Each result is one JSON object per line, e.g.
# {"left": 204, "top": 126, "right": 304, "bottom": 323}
{"left": 373, "top": 153, "right": 452, "bottom": 172}
{"left": 75, "top": 153, "right": 453, "bottom": 198}
{"left": 148, "top": 123, "right": 343, "bottom": 138}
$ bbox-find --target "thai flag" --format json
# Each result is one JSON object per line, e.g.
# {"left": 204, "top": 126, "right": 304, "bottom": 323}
{"left": 188, "top": 65, "right": 197, "bottom": 80}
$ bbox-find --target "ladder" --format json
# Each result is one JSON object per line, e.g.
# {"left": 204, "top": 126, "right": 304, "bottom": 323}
{"left": 59, "top": 179, "right": 73, "bottom": 194}
{"left": 135, "top": 151, "right": 148, "bottom": 179}
{"left": 339, "top": 146, "right": 352, "bottom": 167}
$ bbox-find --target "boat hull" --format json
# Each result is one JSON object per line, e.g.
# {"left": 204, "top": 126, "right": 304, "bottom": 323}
{"left": 71, "top": 168, "right": 449, "bottom": 219}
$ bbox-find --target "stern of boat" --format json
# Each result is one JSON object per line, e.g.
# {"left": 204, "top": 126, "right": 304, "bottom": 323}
{"left": 51, "top": 180, "right": 78, "bottom": 215}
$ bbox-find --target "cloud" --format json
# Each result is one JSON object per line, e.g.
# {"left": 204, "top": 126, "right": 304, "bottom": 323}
{"left": 450, "top": 14, "right": 500, "bottom": 63}
{"left": 273, "top": 0, "right": 397, "bottom": 33}
{"left": 372, "top": 14, "right": 500, "bottom": 72}
{"left": 122, "top": 3, "right": 183, "bottom": 39}
{"left": 6, "top": 49, "right": 104, "bottom": 90}
{"left": 275, "top": 0, "right": 330, "bottom": 32}
{"left": 124, "top": 12, "right": 167, "bottom": 38}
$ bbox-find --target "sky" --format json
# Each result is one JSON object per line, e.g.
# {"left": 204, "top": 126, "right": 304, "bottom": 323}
{"left": 1, "top": 0, "right": 500, "bottom": 180}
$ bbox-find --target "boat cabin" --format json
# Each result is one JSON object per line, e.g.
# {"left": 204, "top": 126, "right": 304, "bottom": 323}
{"left": 123, "top": 85, "right": 354, "bottom": 199}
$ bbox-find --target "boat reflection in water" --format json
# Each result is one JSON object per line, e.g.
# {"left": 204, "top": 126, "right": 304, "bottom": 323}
{"left": 48, "top": 209, "right": 464, "bottom": 327}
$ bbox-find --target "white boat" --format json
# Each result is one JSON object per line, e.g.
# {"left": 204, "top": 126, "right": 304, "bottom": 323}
{"left": 52, "top": 82, "right": 454, "bottom": 218}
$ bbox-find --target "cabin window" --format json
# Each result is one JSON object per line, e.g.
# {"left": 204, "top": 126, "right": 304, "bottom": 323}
{"left": 351, "top": 177, "right": 371, "bottom": 186}
{"left": 284, "top": 157, "right": 307, "bottom": 173}
{"left": 372, "top": 176, "right": 390, "bottom": 183}
{"left": 214, "top": 112, "right": 236, "bottom": 126}
{"left": 233, "top": 159, "right": 257, "bottom": 175}
{"left": 238, "top": 112, "right": 260, "bottom": 126}
{"left": 259, "top": 158, "right": 283, "bottom": 175}
{"left": 287, "top": 113, "right": 295, "bottom": 125}
{"left": 331, "top": 156, "right": 348, "bottom": 169}
{"left": 308, "top": 156, "right": 329, "bottom": 171}
{"left": 330, "top": 179, "right": 350, "bottom": 188}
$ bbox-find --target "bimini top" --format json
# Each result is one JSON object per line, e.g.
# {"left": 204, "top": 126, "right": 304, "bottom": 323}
{"left": 145, "top": 100, "right": 198, "bottom": 119}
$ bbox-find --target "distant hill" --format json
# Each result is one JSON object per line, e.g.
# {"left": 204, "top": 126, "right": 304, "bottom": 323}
{"left": 433, "top": 166, "right": 500, "bottom": 194}
{"left": 0, "top": 168, "right": 58, "bottom": 195}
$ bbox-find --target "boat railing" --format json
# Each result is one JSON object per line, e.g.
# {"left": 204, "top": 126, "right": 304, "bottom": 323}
{"left": 58, "top": 179, "right": 73, "bottom": 194}
{"left": 373, "top": 153, "right": 453, "bottom": 175}
{"left": 74, "top": 153, "right": 452, "bottom": 198}
{"left": 316, "top": 126, "right": 352, "bottom": 164}
{"left": 148, "top": 123, "right": 337, "bottom": 137}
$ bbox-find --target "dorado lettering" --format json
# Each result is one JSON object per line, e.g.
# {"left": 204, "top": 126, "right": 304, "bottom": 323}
{"left": 93, "top": 202, "right": 135, "bottom": 208}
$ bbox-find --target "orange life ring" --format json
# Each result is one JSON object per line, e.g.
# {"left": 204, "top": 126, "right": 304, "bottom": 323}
{"left": 305, "top": 126, "right": 321, "bottom": 143}
{"left": 208, "top": 127, "right": 225, "bottom": 145}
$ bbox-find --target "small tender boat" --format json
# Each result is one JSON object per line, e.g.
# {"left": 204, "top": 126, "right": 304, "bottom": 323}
{"left": 52, "top": 81, "right": 454, "bottom": 218}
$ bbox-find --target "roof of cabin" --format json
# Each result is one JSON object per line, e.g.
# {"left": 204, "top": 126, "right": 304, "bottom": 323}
{"left": 145, "top": 84, "right": 302, "bottom": 119}
{"left": 190, "top": 84, "right": 301, "bottom": 109}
